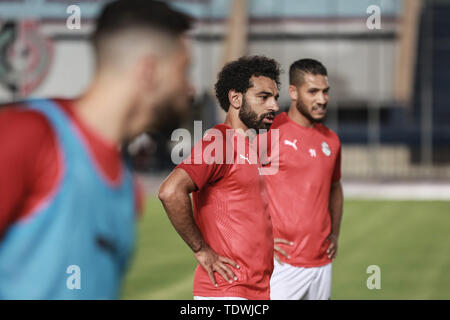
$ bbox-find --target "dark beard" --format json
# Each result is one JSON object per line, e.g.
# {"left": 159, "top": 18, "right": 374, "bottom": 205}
{"left": 149, "top": 104, "right": 183, "bottom": 138}
{"left": 296, "top": 98, "right": 326, "bottom": 124}
{"left": 149, "top": 95, "right": 194, "bottom": 138}
{"left": 239, "top": 98, "right": 275, "bottom": 131}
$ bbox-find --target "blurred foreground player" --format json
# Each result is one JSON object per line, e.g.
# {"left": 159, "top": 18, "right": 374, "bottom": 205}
{"left": 159, "top": 56, "right": 280, "bottom": 300}
{"left": 266, "top": 59, "right": 343, "bottom": 300}
{"left": 0, "top": 0, "right": 192, "bottom": 299}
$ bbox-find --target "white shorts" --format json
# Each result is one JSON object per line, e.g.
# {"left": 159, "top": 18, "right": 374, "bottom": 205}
{"left": 270, "top": 260, "right": 332, "bottom": 300}
{"left": 194, "top": 296, "right": 248, "bottom": 300}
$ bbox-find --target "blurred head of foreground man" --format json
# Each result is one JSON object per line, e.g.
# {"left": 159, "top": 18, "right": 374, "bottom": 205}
{"left": 266, "top": 58, "right": 344, "bottom": 300}
{"left": 0, "top": 0, "right": 192, "bottom": 299}
{"left": 88, "top": 0, "right": 193, "bottom": 138}
{"left": 159, "top": 56, "right": 280, "bottom": 300}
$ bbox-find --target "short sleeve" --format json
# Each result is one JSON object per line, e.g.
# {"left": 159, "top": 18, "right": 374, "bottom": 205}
{"left": 0, "top": 108, "right": 58, "bottom": 236}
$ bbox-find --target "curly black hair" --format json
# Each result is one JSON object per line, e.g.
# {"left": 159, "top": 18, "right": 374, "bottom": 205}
{"left": 214, "top": 56, "right": 281, "bottom": 112}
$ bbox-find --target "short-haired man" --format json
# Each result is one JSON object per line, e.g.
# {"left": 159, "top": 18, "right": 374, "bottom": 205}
{"left": 159, "top": 56, "right": 280, "bottom": 300}
{"left": 0, "top": 0, "right": 192, "bottom": 299}
{"left": 266, "top": 58, "right": 343, "bottom": 300}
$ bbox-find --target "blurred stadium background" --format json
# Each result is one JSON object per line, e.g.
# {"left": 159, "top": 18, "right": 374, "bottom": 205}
{"left": 0, "top": 0, "right": 449, "bottom": 299}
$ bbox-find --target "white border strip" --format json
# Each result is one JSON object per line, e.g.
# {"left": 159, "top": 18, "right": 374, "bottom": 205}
{"left": 343, "top": 182, "right": 450, "bottom": 200}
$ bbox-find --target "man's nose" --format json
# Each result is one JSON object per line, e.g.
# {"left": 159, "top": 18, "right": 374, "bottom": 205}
{"left": 270, "top": 97, "right": 279, "bottom": 112}
{"left": 317, "top": 92, "right": 327, "bottom": 105}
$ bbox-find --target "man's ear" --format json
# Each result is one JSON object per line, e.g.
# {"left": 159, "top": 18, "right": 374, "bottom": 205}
{"left": 228, "top": 90, "right": 243, "bottom": 110}
{"left": 288, "top": 85, "right": 298, "bottom": 101}
{"left": 135, "top": 54, "right": 158, "bottom": 90}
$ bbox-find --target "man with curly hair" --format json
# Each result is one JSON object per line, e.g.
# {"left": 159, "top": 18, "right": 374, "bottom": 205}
{"left": 159, "top": 56, "right": 280, "bottom": 300}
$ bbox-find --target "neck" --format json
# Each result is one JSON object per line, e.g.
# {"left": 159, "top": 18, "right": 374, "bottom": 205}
{"left": 74, "top": 73, "right": 131, "bottom": 145}
{"left": 287, "top": 101, "right": 315, "bottom": 128}
{"left": 224, "top": 109, "right": 256, "bottom": 140}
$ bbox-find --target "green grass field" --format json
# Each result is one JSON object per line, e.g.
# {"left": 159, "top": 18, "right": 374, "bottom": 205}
{"left": 121, "top": 197, "right": 450, "bottom": 300}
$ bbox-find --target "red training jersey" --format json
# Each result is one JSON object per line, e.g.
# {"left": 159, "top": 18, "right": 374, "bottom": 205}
{"left": 263, "top": 112, "right": 341, "bottom": 267}
{"left": 0, "top": 99, "right": 144, "bottom": 238}
{"left": 177, "top": 124, "right": 274, "bottom": 300}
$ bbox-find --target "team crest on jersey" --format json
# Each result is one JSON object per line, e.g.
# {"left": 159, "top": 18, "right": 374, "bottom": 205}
{"left": 321, "top": 142, "right": 331, "bottom": 157}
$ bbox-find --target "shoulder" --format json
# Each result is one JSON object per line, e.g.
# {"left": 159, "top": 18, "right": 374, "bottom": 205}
{"left": 203, "top": 123, "right": 237, "bottom": 148}
{"left": 203, "top": 124, "right": 230, "bottom": 140}
{"left": 180, "top": 124, "right": 233, "bottom": 166}
{"left": 316, "top": 124, "right": 341, "bottom": 146}
{"left": 0, "top": 103, "right": 55, "bottom": 144}
{"left": 270, "top": 112, "right": 290, "bottom": 130}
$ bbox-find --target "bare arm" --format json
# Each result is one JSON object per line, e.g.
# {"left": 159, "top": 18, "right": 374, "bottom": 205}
{"left": 158, "top": 168, "right": 239, "bottom": 286}
{"left": 158, "top": 168, "right": 204, "bottom": 252}
{"left": 326, "top": 181, "right": 344, "bottom": 259}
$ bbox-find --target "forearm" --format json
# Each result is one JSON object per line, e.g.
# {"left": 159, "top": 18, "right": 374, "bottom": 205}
{"left": 329, "top": 182, "right": 344, "bottom": 237}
